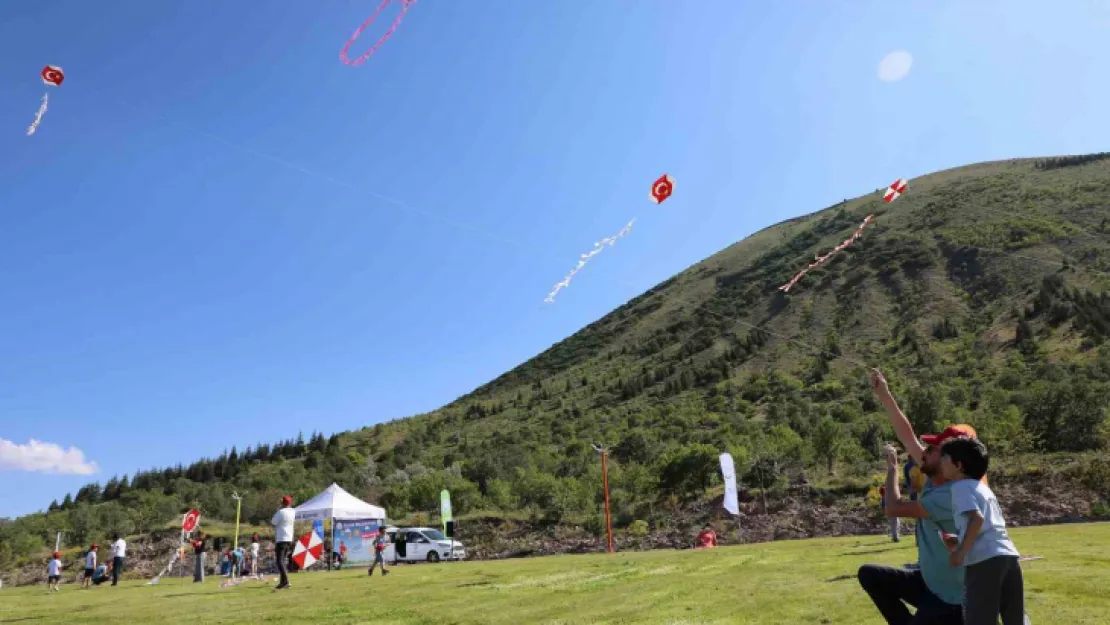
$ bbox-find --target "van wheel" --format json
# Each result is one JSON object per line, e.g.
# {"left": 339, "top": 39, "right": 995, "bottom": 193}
{"left": 427, "top": 551, "right": 440, "bottom": 563}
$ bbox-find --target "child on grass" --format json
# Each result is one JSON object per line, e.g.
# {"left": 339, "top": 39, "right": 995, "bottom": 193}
{"left": 47, "top": 552, "right": 62, "bottom": 592}
{"left": 939, "top": 436, "right": 1026, "bottom": 625}
{"left": 82, "top": 544, "right": 98, "bottom": 589}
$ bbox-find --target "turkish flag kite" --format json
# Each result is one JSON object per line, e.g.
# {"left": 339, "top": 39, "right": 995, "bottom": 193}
{"left": 41, "top": 65, "right": 64, "bottom": 87}
{"left": 883, "top": 178, "right": 908, "bottom": 203}
{"left": 649, "top": 174, "right": 674, "bottom": 204}
{"left": 292, "top": 531, "right": 324, "bottom": 569}
{"left": 182, "top": 509, "right": 200, "bottom": 533}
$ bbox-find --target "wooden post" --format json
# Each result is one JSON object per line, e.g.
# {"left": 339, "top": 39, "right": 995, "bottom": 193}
{"left": 601, "top": 450, "right": 614, "bottom": 553}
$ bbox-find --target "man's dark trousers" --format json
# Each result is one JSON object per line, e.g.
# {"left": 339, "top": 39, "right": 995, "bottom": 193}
{"left": 112, "top": 557, "right": 124, "bottom": 586}
{"left": 858, "top": 564, "right": 964, "bottom": 625}
{"left": 275, "top": 542, "right": 292, "bottom": 587}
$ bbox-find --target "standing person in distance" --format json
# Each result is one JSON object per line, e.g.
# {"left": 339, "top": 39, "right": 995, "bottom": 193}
{"left": 250, "top": 534, "right": 261, "bottom": 578}
{"left": 82, "top": 544, "right": 98, "bottom": 589}
{"left": 272, "top": 495, "right": 296, "bottom": 590}
{"left": 110, "top": 534, "right": 126, "bottom": 586}
{"left": 939, "top": 437, "right": 1026, "bottom": 625}
{"left": 368, "top": 526, "right": 390, "bottom": 577}
{"left": 191, "top": 532, "right": 208, "bottom": 583}
{"left": 47, "top": 551, "right": 63, "bottom": 592}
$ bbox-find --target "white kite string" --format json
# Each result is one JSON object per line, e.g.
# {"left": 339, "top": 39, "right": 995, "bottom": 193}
{"left": 26, "top": 93, "right": 48, "bottom": 136}
{"left": 545, "top": 219, "right": 636, "bottom": 303}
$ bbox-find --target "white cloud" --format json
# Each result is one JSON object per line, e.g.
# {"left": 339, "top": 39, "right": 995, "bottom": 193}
{"left": 0, "top": 438, "right": 99, "bottom": 475}
{"left": 878, "top": 50, "right": 913, "bottom": 82}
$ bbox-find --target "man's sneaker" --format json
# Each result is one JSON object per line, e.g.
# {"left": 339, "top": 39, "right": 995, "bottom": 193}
{"left": 382, "top": 570, "right": 390, "bottom": 576}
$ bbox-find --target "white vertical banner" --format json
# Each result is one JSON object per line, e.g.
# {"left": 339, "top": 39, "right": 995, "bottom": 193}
{"left": 720, "top": 453, "right": 740, "bottom": 516}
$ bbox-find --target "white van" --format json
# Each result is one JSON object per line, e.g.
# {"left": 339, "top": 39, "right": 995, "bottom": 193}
{"left": 382, "top": 526, "right": 466, "bottom": 563}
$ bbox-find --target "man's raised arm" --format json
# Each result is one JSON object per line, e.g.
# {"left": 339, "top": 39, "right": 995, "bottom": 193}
{"left": 870, "top": 368, "right": 926, "bottom": 463}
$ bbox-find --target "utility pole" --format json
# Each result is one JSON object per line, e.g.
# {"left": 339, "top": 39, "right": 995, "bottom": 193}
{"left": 592, "top": 444, "right": 614, "bottom": 553}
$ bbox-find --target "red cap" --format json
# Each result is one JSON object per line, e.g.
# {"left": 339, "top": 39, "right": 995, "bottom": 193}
{"left": 921, "top": 424, "right": 978, "bottom": 447}
{"left": 281, "top": 495, "right": 293, "bottom": 506}
{"left": 53, "top": 551, "right": 60, "bottom": 559}
{"left": 91, "top": 544, "right": 98, "bottom": 549}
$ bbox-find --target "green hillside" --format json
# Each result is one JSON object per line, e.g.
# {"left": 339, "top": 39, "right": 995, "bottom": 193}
{"left": 6, "top": 153, "right": 1110, "bottom": 573}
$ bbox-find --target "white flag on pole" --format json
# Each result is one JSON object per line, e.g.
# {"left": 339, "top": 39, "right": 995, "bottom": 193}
{"left": 720, "top": 453, "right": 740, "bottom": 516}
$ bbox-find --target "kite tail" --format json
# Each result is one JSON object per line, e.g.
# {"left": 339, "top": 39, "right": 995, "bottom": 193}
{"left": 545, "top": 219, "right": 636, "bottom": 303}
{"left": 778, "top": 214, "right": 874, "bottom": 293}
{"left": 26, "top": 93, "right": 48, "bottom": 136}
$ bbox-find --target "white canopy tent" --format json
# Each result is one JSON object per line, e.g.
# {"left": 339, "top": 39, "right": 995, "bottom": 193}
{"left": 294, "top": 483, "right": 387, "bottom": 522}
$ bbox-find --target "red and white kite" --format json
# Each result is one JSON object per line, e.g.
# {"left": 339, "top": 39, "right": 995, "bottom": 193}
{"left": 182, "top": 509, "right": 200, "bottom": 533}
{"left": 650, "top": 174, "right": 674, "bottom": 204}
{"left": 28, "top": 65, "right": 64, "bottom": 136}
{"left": 41, "top": 65, "right": 64, "bottom": 87}
{"left": 883, "top": 179, "right": 908, "bottom": 203}
{"left": 291, "top": 530, "right": 324, "bottom": 569}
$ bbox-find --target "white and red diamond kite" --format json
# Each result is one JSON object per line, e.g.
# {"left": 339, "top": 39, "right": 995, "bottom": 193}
{"left": 291, "top": 530, "right": 324, "bottom": 569}
{"left": 883, "top": 178, "right": 908, "bottom": 203}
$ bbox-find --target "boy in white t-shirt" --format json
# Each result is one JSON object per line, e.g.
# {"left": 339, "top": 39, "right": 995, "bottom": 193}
{"left": 47, "top": 552, "right": 62, "bottom": 591}
{"left": 939, "top": 436, "right": 1026, "bottom": 625}
{"left": 82, "top": 544, "right": 98, "bottom": 589}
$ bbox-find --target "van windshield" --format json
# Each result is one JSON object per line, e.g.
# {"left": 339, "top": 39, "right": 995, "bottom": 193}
{"left": 423, "top": 530, "right": 447, "bottom": 541}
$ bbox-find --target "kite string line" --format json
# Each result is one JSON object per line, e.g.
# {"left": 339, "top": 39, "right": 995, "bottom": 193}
{"left": 340, "top": 0, "right": 416, "bottom": 66}
{"left": 113, "top": 97, "right": 538, "bottom": 255}
{"left": 545, "top": 219, "right": 636, "bottom": 303}
{"left": 621, "top": 277, "right": 872, "bottom": 370}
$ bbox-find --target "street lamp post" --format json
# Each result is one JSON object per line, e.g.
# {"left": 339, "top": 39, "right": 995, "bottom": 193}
{"left": 592, "top": 444, "right": 614, "bottom": 553}
{"left": 231, "top": 492, "right": 243, "bottom": 549}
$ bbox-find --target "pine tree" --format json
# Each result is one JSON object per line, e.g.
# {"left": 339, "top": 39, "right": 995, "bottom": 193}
{"left": 103, "top": 477, "right": 121, "bottom": 501}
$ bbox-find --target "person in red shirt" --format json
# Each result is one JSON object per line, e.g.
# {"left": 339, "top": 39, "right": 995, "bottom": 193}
{"left": 696, "top": 524, "right": 718, "bottom": 548}
{"left": 190, "top": 533, "right": 208, "bottom": 583}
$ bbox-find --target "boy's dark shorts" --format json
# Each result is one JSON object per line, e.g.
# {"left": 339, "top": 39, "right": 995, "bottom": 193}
{"left": 48, "top": 575, "right": 60, "bottom": 583}
{"left": 84, "top": 568, "right": 94, "bottom": 578}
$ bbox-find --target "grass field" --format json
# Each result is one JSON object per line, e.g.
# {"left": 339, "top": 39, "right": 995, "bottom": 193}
{"left": 3, "top": 523, "right": 1109, "bottom": 624}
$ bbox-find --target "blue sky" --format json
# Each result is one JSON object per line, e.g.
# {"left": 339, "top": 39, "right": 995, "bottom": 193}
{"left": 2, "top": 0, "right": 1109, "bottom": 517}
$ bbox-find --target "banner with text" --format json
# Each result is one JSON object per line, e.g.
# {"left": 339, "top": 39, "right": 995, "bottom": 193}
{"left": 333, "top": 518, "right": 384, "bottom": 563}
